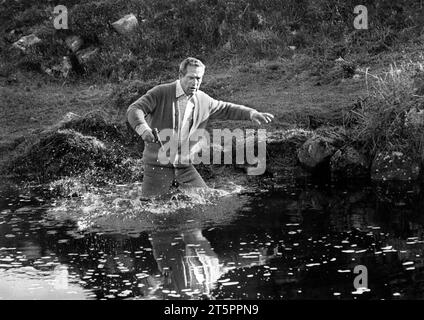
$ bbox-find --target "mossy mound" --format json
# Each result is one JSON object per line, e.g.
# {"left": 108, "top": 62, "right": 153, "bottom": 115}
{"left": 59, "top": 111, "right": 139, "bottom": 146}
{"left": 2, "top": 111, "right": 146, "bottom": 185}
{"left": 8, "top": 129, "right": 122, "bottom": 181}
{"left": 59, "top": 112, "right": 144, "bottom": 154}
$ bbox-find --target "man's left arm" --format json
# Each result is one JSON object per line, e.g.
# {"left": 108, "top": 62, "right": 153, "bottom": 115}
{"left": 209, "top": 98, "right": 274, "bottom": 125}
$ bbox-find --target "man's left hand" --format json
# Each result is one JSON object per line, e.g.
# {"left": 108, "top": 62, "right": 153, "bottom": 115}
{"left": 251, "top": 111, "right": 274, "bottom": 125}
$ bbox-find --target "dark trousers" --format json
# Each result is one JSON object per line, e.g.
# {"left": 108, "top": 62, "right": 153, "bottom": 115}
{"left": 141, "top": 164, "right": 208, "bottom": 198}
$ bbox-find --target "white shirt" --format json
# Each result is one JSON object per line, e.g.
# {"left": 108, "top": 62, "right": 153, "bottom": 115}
{"left": 174, "top": 80, "right": 195, "bottom": 165}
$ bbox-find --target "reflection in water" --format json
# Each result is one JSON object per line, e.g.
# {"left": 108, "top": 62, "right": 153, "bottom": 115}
{"left": 148, "top": 225, "right": 275, "bottom": 299}
{"left": 53, "top": 265, "right": 69, "bottom": 290}
{"left": 151, "top": 228, "right": 222, "bottom": 298}
{"left": 0, "top": 180, "right": 424, "bottom": 299}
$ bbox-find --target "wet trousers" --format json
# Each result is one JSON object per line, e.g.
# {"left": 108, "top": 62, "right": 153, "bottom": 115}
{"left": 141, "top": 164, "right": 208, "bottom": 198}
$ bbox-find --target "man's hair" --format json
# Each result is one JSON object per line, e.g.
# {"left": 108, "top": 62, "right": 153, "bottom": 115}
{"left": 179, "top": 57, "right": 205, "bottom": 76}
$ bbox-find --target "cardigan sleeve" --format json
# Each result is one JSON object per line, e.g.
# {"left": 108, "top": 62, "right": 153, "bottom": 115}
{"left": 207, "top": 94, "right": 255, "bottom": 121}
{"left": 126, "top": 86, "right": 159, "bottom": 130}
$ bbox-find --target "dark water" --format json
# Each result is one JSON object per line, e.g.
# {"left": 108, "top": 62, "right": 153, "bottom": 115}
{"left": 0, "top": 179, "right": 424, "bottom": 300}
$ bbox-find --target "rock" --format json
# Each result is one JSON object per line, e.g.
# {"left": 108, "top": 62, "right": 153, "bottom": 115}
{"left": 267, "top": 129, "right": 312, "bottom": 156}
{"left": 12, "top": 34, "right": 41, "bottom": 52}
{"left": 405, "top": 108, "right": 424, "bottom": 128}
{"left": 65, "top": 35, "right": 83, "bottom": 53}
{"left": 330, "top": 147, "right": 368, "bottom": 180}
{"left": 297, "top": 135, "right": 336, "bottom": 169}
{"left": 371, "top": 151, "right": 420, "bottom": 181}
{"left": 265, "top": 129, "right": 312, "bottom": 176}
{"left": 77, "top": 47, "right": 99, "bottom": 65}
{"left": 112, "top": 14, "right": 138, "bottom": 35}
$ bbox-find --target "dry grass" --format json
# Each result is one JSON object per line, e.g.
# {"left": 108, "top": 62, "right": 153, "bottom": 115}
{"left": 349, "top": 59, "right": 424, "bottom": 160}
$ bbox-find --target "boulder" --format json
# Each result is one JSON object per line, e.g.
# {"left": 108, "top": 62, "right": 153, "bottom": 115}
{"left": 330, "top": 146, "right": 368, "bottom": 180}
{"left": 12, "top": 34, "right": 41, "bottom": 52}
{"left": 65, "top": 35, "right": 83, "bottom": 53}
{"left": 297, "top": 135, "right": 336, "bottom": 169}
{"left": 371, "top": 151, "right": 420, "bottom": 181}
{"left": 112, "top": 14, "right": 138, "bottom": 35}
{"left": 77, "top": 47, "right": 99, "bottom": 65}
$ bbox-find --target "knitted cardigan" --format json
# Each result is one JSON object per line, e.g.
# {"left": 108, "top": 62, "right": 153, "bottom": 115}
{"left": 127, "top": 81, "right": 255, "bottom": 166}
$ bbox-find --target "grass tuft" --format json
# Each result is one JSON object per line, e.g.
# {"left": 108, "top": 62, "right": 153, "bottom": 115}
{"left": 349, "top": 60, "right": 424, "bottom": 161}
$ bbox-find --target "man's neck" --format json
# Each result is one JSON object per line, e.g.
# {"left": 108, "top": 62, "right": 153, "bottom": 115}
{"left": 176, "top": 80, "right": 193, "bottom": 98}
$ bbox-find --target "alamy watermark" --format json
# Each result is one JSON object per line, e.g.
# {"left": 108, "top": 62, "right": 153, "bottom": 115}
{"left": 154, "top": 128, "right": 267, "bottom": 176}
{"left": 53, "top": 5, "right": 68, "bottom": 29}
{"left": 354, "top": 5, "right": 368, "bottom": 30}
{"left": 353, "top": 265, "right": 370, "bottom": 294}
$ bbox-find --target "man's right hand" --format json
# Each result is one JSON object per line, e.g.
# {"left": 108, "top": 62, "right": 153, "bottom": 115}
{"left": 141, "top": 129, "right": 156, "bottom": 143}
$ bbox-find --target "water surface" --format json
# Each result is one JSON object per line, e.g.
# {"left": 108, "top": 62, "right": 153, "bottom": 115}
{"left": 0, "top": 179, "right": 423, "bottom": 300}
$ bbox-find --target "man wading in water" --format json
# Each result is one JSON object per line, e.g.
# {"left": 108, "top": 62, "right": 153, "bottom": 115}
{"left": 127, "top": 57, "right": 274, "bottom": 198}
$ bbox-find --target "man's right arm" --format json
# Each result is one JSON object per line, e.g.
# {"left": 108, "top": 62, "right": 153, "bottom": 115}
{"left": 127, "top": 88, "right": 158, "bottom": 142}
{"left": 134, "top": 118, "right": 151, "bottom": 137}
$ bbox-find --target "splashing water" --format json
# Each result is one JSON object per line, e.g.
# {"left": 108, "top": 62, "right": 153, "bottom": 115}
{"left": 46, "top": 181, "right": 250, "bottom": 234}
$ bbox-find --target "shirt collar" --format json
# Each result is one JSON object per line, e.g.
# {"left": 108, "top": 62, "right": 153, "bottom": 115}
{"left": 176, "top": 80, "right": 186, "bottom": 98}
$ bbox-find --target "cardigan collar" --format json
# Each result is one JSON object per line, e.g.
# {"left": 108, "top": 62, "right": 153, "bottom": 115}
{"left": 175, "top": 80, "right": 185, "bottom": 98}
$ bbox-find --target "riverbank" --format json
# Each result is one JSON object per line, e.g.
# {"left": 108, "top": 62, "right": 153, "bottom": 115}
{"left": 2, "top": 31, "right": 424, "bottom": 196}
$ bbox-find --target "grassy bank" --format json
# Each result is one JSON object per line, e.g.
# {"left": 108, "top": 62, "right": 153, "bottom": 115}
{"left": 1, "top": 0, "right": 424, "bottom": 81}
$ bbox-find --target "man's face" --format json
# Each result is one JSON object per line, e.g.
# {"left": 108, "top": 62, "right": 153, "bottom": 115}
{"left": 179, "top": 65, "right": 204, "bottom": 96}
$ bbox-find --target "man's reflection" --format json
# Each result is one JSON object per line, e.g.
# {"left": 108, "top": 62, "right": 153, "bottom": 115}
{"left": 150, "top": 227, "right": 222, "bottom": 298}
{"left": 148, "top": 223, "right": 281, "bottom": 299}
